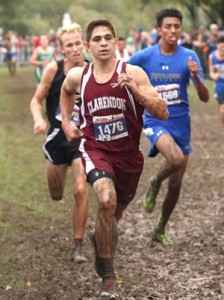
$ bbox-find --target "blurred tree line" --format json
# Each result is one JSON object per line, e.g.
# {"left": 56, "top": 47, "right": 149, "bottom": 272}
{"left": 0, "top": 0, "right": 223, "bottom": 36}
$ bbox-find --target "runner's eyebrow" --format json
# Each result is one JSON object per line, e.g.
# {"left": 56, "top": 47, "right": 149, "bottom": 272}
{"left": 91, "top": 34, "right": 114, "bottom": 42}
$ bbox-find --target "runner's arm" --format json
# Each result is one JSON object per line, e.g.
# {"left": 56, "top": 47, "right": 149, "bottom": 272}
{"left": 30, "top": 62, "right": 57, "bottom": 134}
{"left": 29, "top": 47, "right": 42, "bottom": 66}
{"left": 60, "top": 68, "right": 83, "bottom": 141}
{"left": 188, "top": 56, "right": 209, "bottom": 103}
{"left": 208, "top": 54, "right": 219, "bottom": 81}
{"left": 119, "top": 64, "right": 169, "bottom": 120}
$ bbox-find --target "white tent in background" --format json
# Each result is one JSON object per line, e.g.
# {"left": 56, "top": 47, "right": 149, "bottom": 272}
{"left": 62, "top": 13, "right": 72, "bottom": 26}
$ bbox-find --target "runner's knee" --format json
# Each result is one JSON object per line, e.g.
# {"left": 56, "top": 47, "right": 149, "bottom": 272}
{"left": 88, "top": 169, "right": 116, "bottom": 214}
{"left": 49, "top": 186, "right": 64, "bottom": 201}
{"left": 74, "top": 185, "right": 87, "bottom": 203}
{"left": 98, "top": 189, "right": 117, "bottom": 217}
{"left": 170, "top": 154, "right": 185, "bottom": 171}
{"left": 50, "top": 193, "right": 63, "bottom": 201}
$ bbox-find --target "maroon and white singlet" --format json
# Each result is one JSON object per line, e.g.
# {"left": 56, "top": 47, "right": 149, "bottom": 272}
{"left": 80, "top": 60, "right": 144, "bottom": 152}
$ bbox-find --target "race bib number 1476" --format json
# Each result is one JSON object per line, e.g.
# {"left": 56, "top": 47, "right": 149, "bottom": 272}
{"left": 93, "top": 113, "right": 128, "bottom": 141}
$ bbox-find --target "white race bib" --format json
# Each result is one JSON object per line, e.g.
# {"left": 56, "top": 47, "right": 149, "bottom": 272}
{"left": 155, "top": 84, "right": 181, "bottom": 105}
{"left": 93, "top": 113, "right": 128, "bottom": 141}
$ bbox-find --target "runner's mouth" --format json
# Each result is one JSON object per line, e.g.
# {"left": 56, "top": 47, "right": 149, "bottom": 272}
{"left": 100, "top": 49, "right": 109, "bottom": 54}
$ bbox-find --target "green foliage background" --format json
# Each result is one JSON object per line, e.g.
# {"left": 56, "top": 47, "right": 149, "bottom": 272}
{"left": 1, "top": 0, "right": 224, "bottom": 36}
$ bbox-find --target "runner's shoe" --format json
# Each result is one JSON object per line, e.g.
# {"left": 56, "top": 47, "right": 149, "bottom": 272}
{"left": 143, "top": 176, "right": 161, "bottom": 213}
{"left": 100, "top": 275, "right": 119, "bottom": 299}
{"left": 72, "top": 247, "right": 87, "bottom": 263}
{"left": 152, "top": 228, "right": 171, "bottom": 246}
{"left": 89, "top": 232, "right": 104, "bottom": 277}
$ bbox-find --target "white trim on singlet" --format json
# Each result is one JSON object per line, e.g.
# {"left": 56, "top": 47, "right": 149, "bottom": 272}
{"left": 80, "top": 63, "right": 93, "bottom": 131}
{"left": 116, "top": 59, "right": 123, "bottom": 74}
{"left": 116, "top": 60, "right": 137, "bottom": 119}
{"left": 125, "top": 86, "right": 137, "bottom": 118}
{"left": 79, "top": 138, "right": 96, "bottom": 174}
{"left": 79, "top": 63, "right": 96, "bottom": 174}
{"left": 42, "top": 128, "right": 60, "bottom": 163}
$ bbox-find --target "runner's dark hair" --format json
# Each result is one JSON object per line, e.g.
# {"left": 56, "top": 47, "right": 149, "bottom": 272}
{"left": 156, "top": 8, "right": 183, "bottom": 27}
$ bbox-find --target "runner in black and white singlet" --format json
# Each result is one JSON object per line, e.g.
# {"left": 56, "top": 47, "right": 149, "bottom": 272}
{"left": 30, "top": 23, "right": 89, "bottom": 264}
{"left": 60, "top": 18, "right": 168, "bottom": 298}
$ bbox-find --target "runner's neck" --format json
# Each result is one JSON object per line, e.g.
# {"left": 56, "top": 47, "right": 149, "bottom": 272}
{"left": 93, "top": 59, "right": 118, "bottom": 84}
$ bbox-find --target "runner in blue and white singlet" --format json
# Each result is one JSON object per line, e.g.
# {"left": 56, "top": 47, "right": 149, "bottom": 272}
{"left": 210, "top": 50, "right": 224, "bottom": 101}
{"left": 129, "top": 8, "right": 209, "bottom": 246}
{"left": 209, "top": 35, "right": 224, "bottom": 124}
{"left": 129, "top": 42, "right": 205, "bottom": 156}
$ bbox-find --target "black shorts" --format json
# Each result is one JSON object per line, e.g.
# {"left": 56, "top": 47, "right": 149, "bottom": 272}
{"left": 43, "top": 128, "right": 80, "bottom": 165}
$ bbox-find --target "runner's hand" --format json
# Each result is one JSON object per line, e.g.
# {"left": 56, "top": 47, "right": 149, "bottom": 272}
{"left": 62, "top": 121, "right": 83, "bottom": 142}
{"left": 34, "top": 118, "right": 47, "bottom": 135}
{"left": 118, "top": 72, "right": 137, "bottom": 92}
{"left": 188, "top": 56, "right": 199, "bottom": 77}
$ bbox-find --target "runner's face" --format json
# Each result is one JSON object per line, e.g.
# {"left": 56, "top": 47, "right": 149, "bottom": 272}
{"left": 118, "top": 40, "right": 126, "bottom": 51}
{"left": 158, "top": 17, "right": 182, "bottom": 46}
{"left": 60, "top": 31, "right": 84, "bottom": 63}
{"left": 85, "top": 26, "right": 117, "bottom": 60}
{"left": 40, "top": 35, "right": 49, "bottom": 48}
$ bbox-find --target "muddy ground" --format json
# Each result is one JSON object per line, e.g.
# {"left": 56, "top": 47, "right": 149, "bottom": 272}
{"left": 0, "top": 70, "right": 223, "bottom": 300}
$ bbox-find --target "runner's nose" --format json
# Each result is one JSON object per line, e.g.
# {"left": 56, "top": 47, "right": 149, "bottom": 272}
{"left": 73, "top": 44, "right": 78, "bottom": 51}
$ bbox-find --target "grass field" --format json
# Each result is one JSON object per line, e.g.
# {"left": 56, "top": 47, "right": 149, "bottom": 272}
{"left": 0, "top": 66, "right": 82, "bottom": 281}
{"left": 0, "top": 66, "right": 63, "bottom": 224}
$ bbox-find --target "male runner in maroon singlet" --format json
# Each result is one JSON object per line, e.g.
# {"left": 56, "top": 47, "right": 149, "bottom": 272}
{"left": 60, "top": 18, "right": 168, "bottom": 299}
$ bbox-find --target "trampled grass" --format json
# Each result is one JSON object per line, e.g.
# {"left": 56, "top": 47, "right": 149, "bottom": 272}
{"left": 0, "top": 64, "right": 218, "bottom": 296}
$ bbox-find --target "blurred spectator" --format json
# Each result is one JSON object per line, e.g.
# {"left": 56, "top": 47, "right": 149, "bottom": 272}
{"left": 129, "top": 27, "right": 140, "bottom": 51}
{"left": 48, "top": 29, "right": 60, "bottom": 56}
{"left": 179, "top": 32, "right": 193, "bottom": 49}
{"left": 3, "top": 31, "right": 18, "bottom": 76}
{"left": 0, "top": 28, "right": 5, "bottom": 65}
{"left": 115, "top": 37, "right": 132, "bottom": 61}
{"left": 193, "top": 25, "right": 209, "bottom": 75}
{"left": 140, "top": 31, "right": 149, "bottom": 49}
{"left": 33, "top": 35, "right": 41, "bottom": 48}
{"left": 126, "top": 35, "right": 136, "bottom": 55}
{"left": 17, "top": 34, "right": 28, "bottom": 66}
{"left": 149, "top": 27, "right": 159, "bottom": 45}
